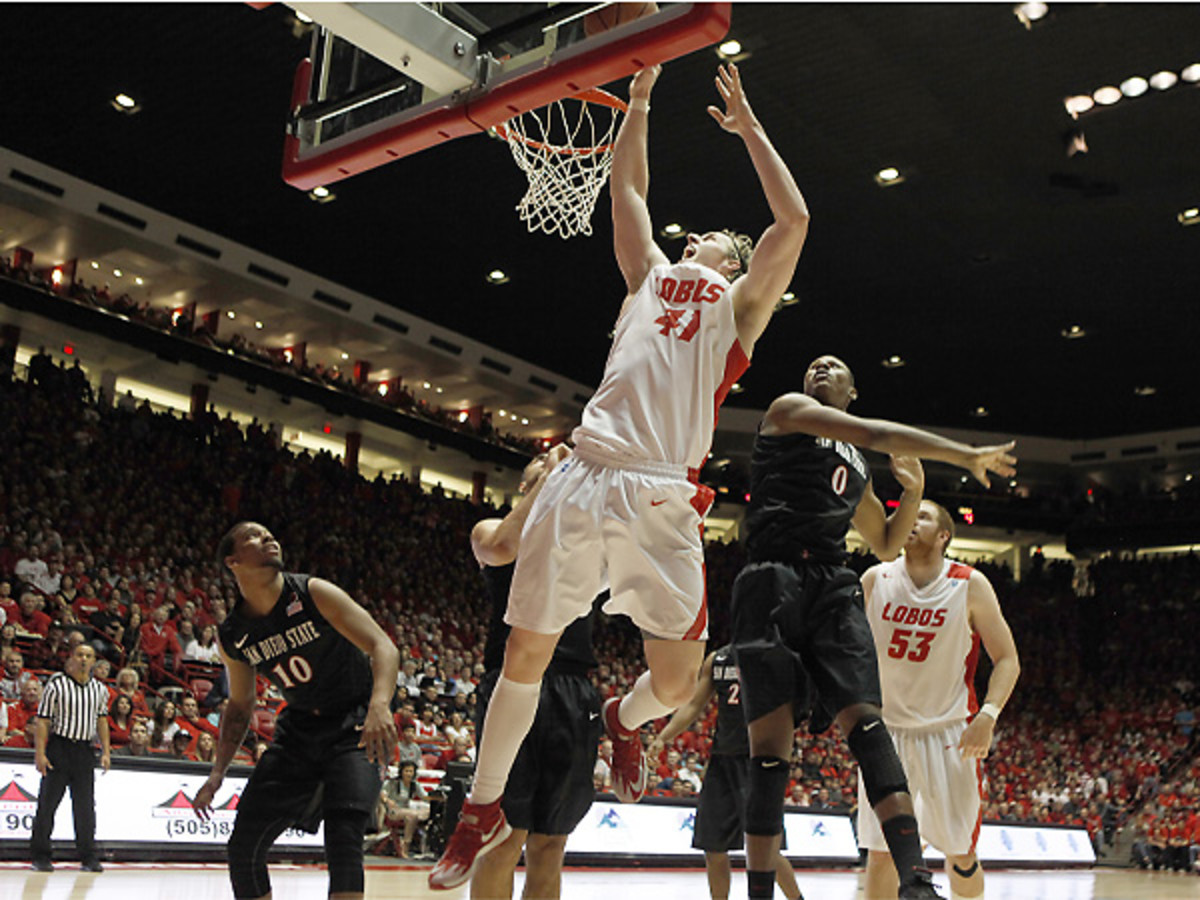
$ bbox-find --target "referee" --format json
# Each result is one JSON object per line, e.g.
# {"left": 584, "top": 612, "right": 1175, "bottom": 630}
{"left": 30, "top": 642, "right": 111, "bottom": 873}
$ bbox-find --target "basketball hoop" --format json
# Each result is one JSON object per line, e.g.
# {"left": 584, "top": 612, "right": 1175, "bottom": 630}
{"left": 494, "top": 88, "right": 627, "bottom": 239}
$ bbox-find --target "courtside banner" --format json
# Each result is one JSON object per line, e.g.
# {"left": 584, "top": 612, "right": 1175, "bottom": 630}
{"left": 0, "top": 760, "right": 324, "bottom": 846}
{"left": 925, "top": 821, "right": 1096, "bottom": 865}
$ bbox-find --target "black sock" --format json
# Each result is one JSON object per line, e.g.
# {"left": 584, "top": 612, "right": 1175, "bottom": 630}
{"left": 747, "top": 868, "right": 774, "bottom": 898}
{"left": 879, "top": 813, "right": 923, "bottom": 884}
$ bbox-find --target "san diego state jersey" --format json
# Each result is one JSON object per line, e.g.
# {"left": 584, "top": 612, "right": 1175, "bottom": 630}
{"left": 745, "top": 431, "right": 870, "bottom": 565}
{"left": 574, "top": 261, "right": 748, "bottom": 471}
{"left": 865, "top": 558, "right": 980, "bottom": 729}
{"left": 219, "top": 572, "right": 373, "bottom": 714}
{"left": 710, "top": 644, "right": 749, "bottom": 757}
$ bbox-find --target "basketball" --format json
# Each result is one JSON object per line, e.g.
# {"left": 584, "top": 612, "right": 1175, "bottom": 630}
{"left": 583, "top": 2, "right": 659, "bottom": 38}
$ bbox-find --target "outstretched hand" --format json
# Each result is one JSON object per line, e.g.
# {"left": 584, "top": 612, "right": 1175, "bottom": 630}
{"left": 630, "top": 65, "right": 661, "bottom": 101}
{"left": 967, "top": 441, "right": 1017, "bottom": 488}
{"left": 889, "top": 455, "right": 924, "bottom": 494}
{"left": 707, "top": 63, "right": 758, "bottom": 134}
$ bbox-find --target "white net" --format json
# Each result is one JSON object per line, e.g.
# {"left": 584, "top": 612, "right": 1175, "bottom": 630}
{"left": 497, "top": 92, "right": 625, "bottom": 239}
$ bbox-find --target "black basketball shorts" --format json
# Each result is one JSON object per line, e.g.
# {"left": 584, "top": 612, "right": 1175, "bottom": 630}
{"left": 692, "top": 754, "right": 789, "bottom": 852}
{"left": 237, "top": 705, "right": 382, "bottom": 833}
{"left": 477, "top": 669, "right": 602, "bottom": 835}
{"left": 731, "top": 560, "right": 882, "bottom": 732}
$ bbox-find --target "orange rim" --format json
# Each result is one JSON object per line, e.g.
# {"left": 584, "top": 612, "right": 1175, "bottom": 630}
{"left": 494, "top": 88, "right": 628, "bottom": 156}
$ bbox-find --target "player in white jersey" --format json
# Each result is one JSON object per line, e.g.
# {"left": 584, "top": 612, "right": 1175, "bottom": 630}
{"left": 858, "top": 499, "right": 1021, "bottom": 900}
{"left": 432, "top": 62, "right": 811, "bottom": 890}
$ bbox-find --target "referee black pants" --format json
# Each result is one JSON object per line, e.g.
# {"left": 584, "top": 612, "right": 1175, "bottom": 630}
{"left": 31, "top": 735, "right": 98, "bottom": 864}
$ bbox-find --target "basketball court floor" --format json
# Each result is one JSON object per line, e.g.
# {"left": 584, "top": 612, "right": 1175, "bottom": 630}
{"left": 3, "top": 861, "right": 1199, "bottom": 899}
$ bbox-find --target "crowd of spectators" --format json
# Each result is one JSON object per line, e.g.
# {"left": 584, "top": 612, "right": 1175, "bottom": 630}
{"left": 1, "top": 352, "right": 1198, "bottom": 869}
{"left": 0, "top": 256, "right": 543, "bottom": 456}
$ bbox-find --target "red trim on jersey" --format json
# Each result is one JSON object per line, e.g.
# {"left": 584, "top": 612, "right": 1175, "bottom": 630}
{"left": 947, "top": 563, "right": 974, "bottom": 580}
{"left": 970, "top": 756, "right": 985, "bottom": 854}
{"left": 963, "top": 632, "right": 982, "bottom": 715}
{"left": 682, "top": 484, "right": 714, "bottom": 641}
{"left": 711, "top": 339, "right": 750, "bottom": 431}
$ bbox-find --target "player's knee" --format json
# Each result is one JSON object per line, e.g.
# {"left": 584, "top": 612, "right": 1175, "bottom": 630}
{"left": 228, "top": 819, "right": 272, "bottom": 899}
{"left": 745, "top": 756, "right": 789, "bottom": 836}
{"left": 325, "top": 808, "right": 369, "bottom": 894}
{"left": 846, "top": 715, "right": 908, "bottom": 807}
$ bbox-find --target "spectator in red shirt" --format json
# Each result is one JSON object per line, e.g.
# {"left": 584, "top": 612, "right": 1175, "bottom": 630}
{"left": 71, "top": 581, "right": 105, "bottom": 623}
{"left": 107, "top": 693, "right": 137, "bottom": 748}
{"left": 113, "top": 666, "right": 151, "bottom": 717}
{"left": 139, "top": 604, "right": 183, "bottom": 684}
{"left": 0, "top": 649, "right": 35, "bottom": 701}
{"left": 12, "top": 592, "right": 51, "bottom": 637}
{"left": 6, "top": 678, "right": 42, "bottom": 735}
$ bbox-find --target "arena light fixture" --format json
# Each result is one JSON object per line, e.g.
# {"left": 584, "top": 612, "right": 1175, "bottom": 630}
{"left": 435, "top": 387, "right": 443, "bottom": 394}
{"left": 1149, "top": 70, "right": 1178, "bottom": 90}
{"left": 970, "top": 406, "right": 990, "bottom": 418}
{"left": 423, "top": 382, "right": 431, "bottom": 390}
{"left": 378, "top": 382, "right": 389, "bottom": 397}
{"left": 50, "top": 268, "right": 63, "bottom": 286}
{"left": 874, "top": 167, "right": 905, "bottom": 187}
{"left": 255, "top": 320, "right": 264, "bottom": 329}
{"left": 113, "top": 268, "right": 123, "bottom": 277}
{"left": 486, "top": 269, "right": 509, "bottom": 285}
{"left": 662, "top": 223, "right": 683, "bottom": 237}
{"left": 111, "top": 92, "right": 140, "bottom": 114}
{"left": 1182, "top": 63, "right": 1200, "bottom": 83}
{"left": 1013, "top": 1, "right": 1048, "bottom": 28}
{"left": 340, "top": 351, "right": 349, "bottom": 360}
{"left": 134, "top": 277, "right": 144, "bottom": 285}
{"left": 1134, "top": 385, "right": 1157, "bottom": 397}
{"left": 1092, "top": 86, "right": 1122, "bottom": 106}
{"left": 780, "top": 291, "right": 798, "bottom": 306}
{"left": 881, "top": 354, "right": 905, "bottom": 369}
{"left": 226, "top": 310, "right": 236, "bottom": 319}
{"left": 308, "top": 185, "right": 335, "bottom": 203}
{"left": 90, "top": 260, "right": 99, "bottom": 269}
{"left": 1064, "top": 95, "right": 1094, "bottom": 116}
{"left": 295, "top": 10, "right": 313, "bottom": 24}
{"left": 1061, "top": 323, "right": 1086, "bottom": 339}
{"left": 717, "top": 39, "right": 742, "bottom": 58}
{"left": 729, "top": 382, "right": 744, "bottom": 394}
{"left": 1120, "top": 76, "right": 1149, "bottom": 98}
{"left": 521, "top": 418, "right": 530, "bottom": 425}
{"left": 1178, "top": 207, "right": 1200, "bottom": 226}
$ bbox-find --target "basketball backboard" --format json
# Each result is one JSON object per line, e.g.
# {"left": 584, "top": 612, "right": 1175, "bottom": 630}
{"left": 275, "top": 2, "right": 732, "bottom": 190}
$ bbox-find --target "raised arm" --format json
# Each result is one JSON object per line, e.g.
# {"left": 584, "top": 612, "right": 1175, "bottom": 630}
{"left": 711, "top": 64, "right": 810, "bottom": 350}
{"left": 193, "top": 647, "right": 256, "bottom": 819}
{"left": 611, "top": 66, "right": 670, "bottom": 294}
{"left": 471, "top": 444, "right": 571, "bottom": 568}
{"left": 850, "top": 457, "right": 924, "bottom": 561}
{"left": 764, "top": 393, "right": 1017, "bottom": 487}
{"left": 309, "top": 578, "right": 400, "bottom": 765}
{"left": 959, "top": 572, "right": 1021, "bottom": 758}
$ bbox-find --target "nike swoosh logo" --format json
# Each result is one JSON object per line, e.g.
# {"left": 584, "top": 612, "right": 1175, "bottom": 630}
{"left": 234, "top": 635, "right": 248, "bottom": 648}
{"left": 650, "top": 499, "right": 668, "bottom": 507}
{"left": 762, "top": 759, "right": 781, "bottom": 768}
{"left": 862, "top": 720, "right": 881, "bottom": 732}
{"left": 589, "top": 712, "right": 601, "bottom": 720}
{"left": 479, "top": 818, "right": 504, "bottom": 843}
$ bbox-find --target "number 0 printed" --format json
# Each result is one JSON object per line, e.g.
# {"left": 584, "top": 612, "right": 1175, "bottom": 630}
{"left": 831, "top": 465, "right": 849, "bottom": 496}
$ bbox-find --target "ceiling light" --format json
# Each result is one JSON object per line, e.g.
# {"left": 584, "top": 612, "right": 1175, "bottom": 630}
{"left": 1092, "top": 86, "right": 1122, "bottom": 106}
{"left": 295, "top": 10, "right": 313, "bottom": 24}
{"left": 423, "top": 382, "right": 431, "bottom": 390}
{"left": 1134, "top": 385, "right": 1157, "bottom": 397}
{"left": 1182, "top": 64, "right": 1200, "bottom": 84}
{"left": 1012, "top": 2, "right": 1051, "bottom": 25}
{"left": 255, "top": 320, "right": 264, "bottom": 329}
{"left": 111, "top": 93, "right": 140, "bottom": 114}
{"left": 1061, "top": 323, "right": 1086, "bottom": 339}
{"left": 90, "top": 261, "right": 99, "bottom": 269}
{"left": 227, "top": 310, "right": 236, "bottom": 319}
{"left": 1178, "top": 208, "right": 1200, "bottom": 226}
{"left": 378, "top": 383, "right": 389, "bottom": 396}
{"left": 486, "top": 269, "right": 509, "bottom": 284}
{"left": 1149, "top": 70, "right": 1178, "bottom": 90}
{"left": 874, "top": 167, "right": 905, "bottom": 187}
{"left": 970, "top": 406, "right": 990, "bottom": 418}
{"left": 50, "top": 269, "right": 63, "bottom": 286}
{"left": 1120, "top": 76, "right": 1149, "bottom": 98}
{"left": 1064, "top": 95, "right": 1094, "bottom": 116}
{"left": 340, "top": 352, "right": 349, "bottom": 360}
{"left": 498, "top": 409, "right": 507, "bottom": 417}
{"left": 779, "top": 291, "right": 798, "bottom": 307}
{"left": 1009, "top": 480, "right": 1018, "bottom": 488}
{"left": 134, "top": 277, "right": 144, "bottom": 285}
{"left": 729, "top": 382, "right": 744, "bottom": 394}
{"left": 662, "top": 223, "right": 683, "bottom": 237}
{"left": 436, "top": 387, "right": 443, "bottom": 394}
{"left": 1186, "top": 474, "right": 1194, "bottom": 482}
{"left": 882, "top": 354, "right": 905, "bottom": 369}
{"left": 718, "top": 39, "right": 742, "bottom": 58}
{"left": 521, "top": 418, "right": 530, "bottom": 425}
{"left": 113, "top": 269, "right": 123, "bottom": 277}
{"left": 308, "top": 185, "right": 335, "bottom": 203}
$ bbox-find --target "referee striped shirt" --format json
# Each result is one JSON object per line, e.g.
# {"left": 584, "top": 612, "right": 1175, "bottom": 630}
{"left": 37, "top": 671, "right": 109, "bottom": 742}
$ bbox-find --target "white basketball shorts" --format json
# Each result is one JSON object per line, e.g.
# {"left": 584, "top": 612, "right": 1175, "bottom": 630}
{"left": 505, "top": 449, "right": 713, "bottom": 641}
{"left": 856, "top": 720, "right": 984, "bottom": 857}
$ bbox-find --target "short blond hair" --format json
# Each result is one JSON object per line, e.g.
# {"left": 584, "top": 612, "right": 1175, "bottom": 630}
{"left": 926, "top": 501, "right": 956, "bottom": 555}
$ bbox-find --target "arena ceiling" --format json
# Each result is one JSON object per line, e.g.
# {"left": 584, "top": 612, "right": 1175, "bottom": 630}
{"left": 2, "top": 3, "right": 1199, "bottom": 441}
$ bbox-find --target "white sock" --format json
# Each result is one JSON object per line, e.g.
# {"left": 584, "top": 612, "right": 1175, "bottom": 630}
{"left": 617, "top": 670, "right": 674, "bottom": 732}
{"left": 468, "top": 675, "right": 541, "bottom": 805}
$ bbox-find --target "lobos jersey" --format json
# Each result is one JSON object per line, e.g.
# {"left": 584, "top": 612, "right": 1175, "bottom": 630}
{"left": 865, "top": 558, "right": 981, "bottom": 729}
{"left": 574, "top": 261, "right": 748, "bottom": 470}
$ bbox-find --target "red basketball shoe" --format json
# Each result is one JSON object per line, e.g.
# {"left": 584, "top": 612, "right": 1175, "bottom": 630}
{"left": 428, "top": 797, "right": 512, "bottom": 890}
{"left": 603, "top": 697, "right": 648, "bottom": 803}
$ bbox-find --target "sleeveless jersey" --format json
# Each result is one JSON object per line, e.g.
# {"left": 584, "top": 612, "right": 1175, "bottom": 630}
{"left": 219, "top": 572, "right": 373, "bottom": 714}
{"left": 864, "top": 558, "right": 981, "bottom": 729}
{"left": 573, "top": 261, "right": 748, "bottom": 470}
{"left": 744, "top": 430, "right": 870, "bottom": 564}
{"left": 481, "top": 563, "right": 596, "bottom": 677}
{"left": 710, "top": 644, "right": 749, "bottom": 757}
